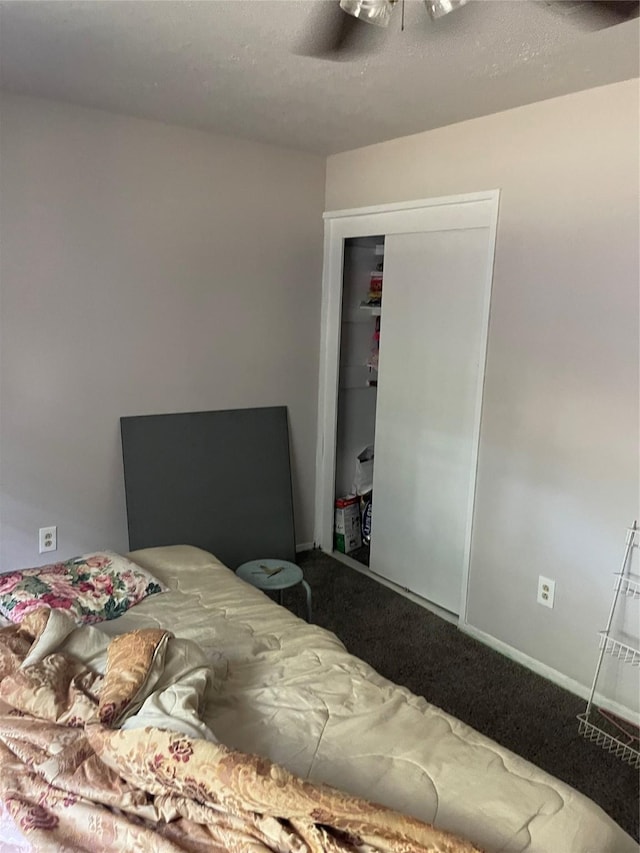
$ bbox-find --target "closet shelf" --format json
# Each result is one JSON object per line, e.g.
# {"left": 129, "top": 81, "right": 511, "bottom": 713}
{"left": 342, "top": 310, "right": 378, "bottom": 325}
{"left": 359, "top": 302, "right": 381, "bottom": 316}
{"left": 339, "top": 384, "right": 378, "bottom": 391}
{"left": 598, "top": 634, "right": 640, "bottom": 666}
{"left": 577, "top": 712, "right": 640, "bottom": 768}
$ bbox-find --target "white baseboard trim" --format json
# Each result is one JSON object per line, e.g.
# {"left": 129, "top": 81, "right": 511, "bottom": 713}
{"left": 295, "top": 541, "right": 314, "bottom": 554}
{"left": 460, "top": 622, "right": 639, "bottom": 726}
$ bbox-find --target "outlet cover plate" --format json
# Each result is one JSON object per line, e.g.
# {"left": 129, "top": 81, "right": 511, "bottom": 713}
{"left": 39, "top": 526, "right": 57, "bottom": 554}
{"left": 537, "top": 575, "right": 555, "bottom": 609}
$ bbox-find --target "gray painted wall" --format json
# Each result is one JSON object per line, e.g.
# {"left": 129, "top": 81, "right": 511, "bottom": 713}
{"left": 325, "top": 80, "right": 640, "bottom": 709}
{"left": 0, "top": 93, "right": 325, "bottom": 569}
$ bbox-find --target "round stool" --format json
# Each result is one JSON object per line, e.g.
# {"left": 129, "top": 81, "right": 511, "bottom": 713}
{"left": 236, "top": 558, "right": 312, "bottom": 622}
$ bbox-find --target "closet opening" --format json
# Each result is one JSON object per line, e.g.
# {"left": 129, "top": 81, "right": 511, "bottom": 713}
{"left": 317, "top": 191, "right": 499, "bottom": 620}
{"left": 334, "top": 235, "right": 385, "bottom": 568}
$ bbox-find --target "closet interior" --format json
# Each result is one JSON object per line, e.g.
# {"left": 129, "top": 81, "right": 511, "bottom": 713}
{"left": 334, "top": 235, "right": 384, "bottom": 568}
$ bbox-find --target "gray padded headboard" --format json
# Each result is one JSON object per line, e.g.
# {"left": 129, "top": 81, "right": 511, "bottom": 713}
{"left": 120, "top": 406, "right": 296, "bottom": 569}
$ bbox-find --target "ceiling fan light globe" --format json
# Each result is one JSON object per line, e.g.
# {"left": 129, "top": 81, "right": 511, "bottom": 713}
{"left": 339, "top": 0, "right": 394, "bottom": 28}
{"left": 424, "top": 0, "right": 470, "bottom": 19}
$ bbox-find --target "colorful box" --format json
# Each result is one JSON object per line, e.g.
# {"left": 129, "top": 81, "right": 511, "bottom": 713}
{"left": 334, "top": 495, "right": 362, "bottom": 554}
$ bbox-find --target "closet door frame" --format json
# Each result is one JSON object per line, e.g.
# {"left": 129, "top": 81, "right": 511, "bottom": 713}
{"left": 314, "top": 190, "right": 500, "bottom": 624}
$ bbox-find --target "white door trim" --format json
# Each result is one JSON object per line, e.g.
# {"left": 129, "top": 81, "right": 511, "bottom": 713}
{"left": 458, "top": 191, "right": 500, "bottom": 623}
{"left": 314, "top": 190, "right": 500, "bottom": 625}
{"left": 323, "top": 190, "right": 500, "bottom": 221}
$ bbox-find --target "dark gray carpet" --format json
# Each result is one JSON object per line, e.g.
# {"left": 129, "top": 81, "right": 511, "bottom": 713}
{"left": 276, "top": 549, "right": 640, "bottom": 841}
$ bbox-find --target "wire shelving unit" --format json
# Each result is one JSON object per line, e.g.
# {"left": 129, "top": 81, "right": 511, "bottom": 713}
{"left": 577, "top": 521, "right": 640, "bottom": 769}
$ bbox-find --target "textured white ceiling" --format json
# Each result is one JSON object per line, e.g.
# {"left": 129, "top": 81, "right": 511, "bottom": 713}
{"left": 0, "top": 0, "right": 638, "bottom": 154}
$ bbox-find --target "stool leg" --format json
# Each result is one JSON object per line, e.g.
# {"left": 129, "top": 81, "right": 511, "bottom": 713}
{"left": 279, "top": 590, "right": 284, "bottom": 606}
{"left": 301, "top": 579, "right": 312, "bottom": 623}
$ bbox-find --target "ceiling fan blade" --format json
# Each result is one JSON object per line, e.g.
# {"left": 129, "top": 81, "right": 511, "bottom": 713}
{"left": 295, "top": 0, "right": 385, "bottom": 60}
{"left": 542, "top": 0, "right": 639, "bottom": 30}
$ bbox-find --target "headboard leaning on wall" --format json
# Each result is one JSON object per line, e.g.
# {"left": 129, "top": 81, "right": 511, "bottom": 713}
{"left": 120, "top": 406, "right": 296, "bottom": 569}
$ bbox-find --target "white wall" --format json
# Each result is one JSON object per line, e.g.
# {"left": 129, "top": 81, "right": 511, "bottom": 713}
{"left": 0, "top": 94, "right": 325, "bottom": 569}
{"left": 325, "top": 80, "right": 640, "bottom": 709}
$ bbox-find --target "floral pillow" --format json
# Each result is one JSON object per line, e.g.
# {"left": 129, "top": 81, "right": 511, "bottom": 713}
{"left": 0, "top": 551, "right": 168, "bottom": 625}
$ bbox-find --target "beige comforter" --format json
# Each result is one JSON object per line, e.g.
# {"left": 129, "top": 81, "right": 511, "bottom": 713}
{"left": 0, "top": 608, "right": 482, "bottom": 852}
{"left": 102, "top": 545, "right": 635, "bottom": 853}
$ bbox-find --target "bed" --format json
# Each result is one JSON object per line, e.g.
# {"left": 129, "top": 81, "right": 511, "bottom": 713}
{"left": 0, "top": 544, "right": 635, "bottom": 853}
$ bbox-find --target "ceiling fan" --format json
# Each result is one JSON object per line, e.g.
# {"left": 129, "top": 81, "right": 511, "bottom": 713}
{"left": 340, "top": 0, "right": 467, "bottom": 28}
{"left": 298, "top": 0, "right": 640, "bottom": 59}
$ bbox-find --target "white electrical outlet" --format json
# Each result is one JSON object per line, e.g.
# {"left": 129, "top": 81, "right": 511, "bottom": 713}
{"left": 537, "top": 575, "right": 555, "bottom": 609}
{"left": 38, "top": 526, "right": 57, "bottom": 554}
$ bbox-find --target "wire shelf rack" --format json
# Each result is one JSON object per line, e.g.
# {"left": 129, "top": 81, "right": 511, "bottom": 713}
{"left": 614, "top": 573, "right": 640, "bottom": 600}
{"left": 577, "top": 712, "right": 640, "bottom": 768}
{"left": 598, "top": 633, "right": 640, "bottom": 666}
{"left": 579, "top": 523, "right": 639, "bottom": 767}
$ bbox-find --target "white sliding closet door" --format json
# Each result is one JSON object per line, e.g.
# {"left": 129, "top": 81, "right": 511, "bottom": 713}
{"left": 370, "top": 227, "right": 491, "bottom": 614}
